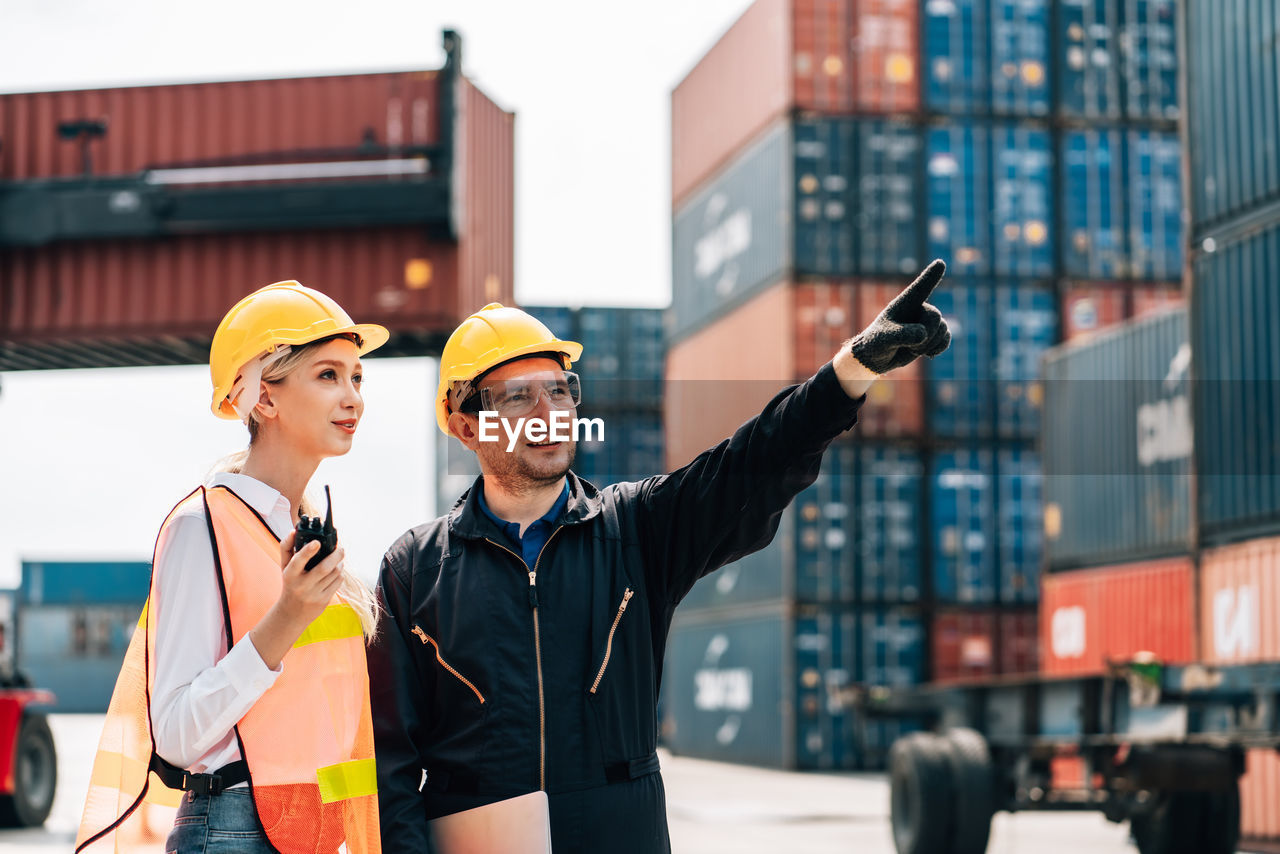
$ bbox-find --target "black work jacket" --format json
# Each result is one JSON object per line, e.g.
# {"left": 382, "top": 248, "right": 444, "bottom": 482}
{"left": 369, "top": 363, "right": 865, "bottom": 850}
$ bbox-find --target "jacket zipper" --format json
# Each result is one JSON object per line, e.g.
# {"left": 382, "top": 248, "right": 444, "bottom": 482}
{"left": 410, "top": 625, "right": 486, "bottom": 704}
{"left": 485, "top": 526, "right": 563, "bottom": 792}
{"left": 589, "top": 588, "right": 633, "bottom": 694}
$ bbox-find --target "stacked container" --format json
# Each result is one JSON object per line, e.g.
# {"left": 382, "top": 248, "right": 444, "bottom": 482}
{"left": 1184, "top": 2, "right": 1280, "bottom": 845}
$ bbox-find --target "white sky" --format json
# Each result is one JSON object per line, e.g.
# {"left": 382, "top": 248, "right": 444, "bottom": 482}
{"left": 0, "top": 0, "right": 755, "bottom": 587}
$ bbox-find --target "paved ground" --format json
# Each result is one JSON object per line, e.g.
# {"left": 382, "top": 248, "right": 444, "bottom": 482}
{"left": 0, "top": 714, "right": 1201, "bottom": 853}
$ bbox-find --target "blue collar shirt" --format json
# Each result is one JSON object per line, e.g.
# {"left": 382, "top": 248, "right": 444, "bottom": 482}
{"left": 477, "top": 479, "right": 570, "bottom": 570}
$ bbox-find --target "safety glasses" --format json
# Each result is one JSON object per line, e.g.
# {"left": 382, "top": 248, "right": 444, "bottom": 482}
{"left": 460, "top": 371, "right": 581, "bottom": 418}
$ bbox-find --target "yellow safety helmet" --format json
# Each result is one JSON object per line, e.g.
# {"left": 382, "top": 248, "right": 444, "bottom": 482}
{"left": 210, "top": 281, "right": 390, "bottom": 420}
{"left": 436, "top": 303, "right": 583, "bottom": 435}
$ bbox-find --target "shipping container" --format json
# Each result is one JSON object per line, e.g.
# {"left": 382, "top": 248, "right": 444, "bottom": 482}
{"left": 672, "top": 117, "right": 929, "bottom": 341}
{"left": 522, "top": 306, "right": 666, "bottom": 411}
{"left": 926, "top": 123, "right": 992, "bottom": 276}
{"left": 856, "top": 444, "right": 925, "bottom": 602}
{"left": 1240, "top": 749, "right": 1280, "bottom": 845}
{"left": 931, "top": 608, "right": 1038, "bottom": 681}
{"left": 990, "top": 0, "right": 1051, "bottom": 116}
{"left": 1039, "top": 557, "right": 1194, "bottom": 675}
{"left": 997, "top": 446, "right": 1042, "bottom": 602}
{"left": 1061, "top": 127, "right": 1127, "bottom": 278}
{"left": 929, "top": 283, "right": 994, "bottom": 438}
{"left": 1184, "top": 0, "right": 1280, "bottom": 230}
{"left": 931, "top": 446, "right": 997, "bottom": 602}
{"left": 16, "top": 603, "right": 140, "bottom": 712}
{"left": 662, "top": 604, "right": 925, "bottom": 769}
{"left": 1129, "top": 282, "right": 1182, "bottom": 319}
{"left": 0, "top": 590, "right": 14, "bottom": 679}
{"left": 1192, "top": 220, "right": 1280, "bottom": 542}
{"left": 1199, "top": 536, "right": 1280, "bottom": 665}
{"left": 0, "top": 76, "right": 514, "bottom": 366}
{"left": 1120, "top": 0, "right": 1179, "bottom": 120}
{"left": 1042, "top": 308, "right": 1191, "bottom": 570}
{"left": 993, "top": 282, "right": 1054, "bottom": 437}
{"left": 924, "top": 0, "right": 990, "bottom": 114}
{"left": 572, "top": 412, "right": 665, "bottom": 487}
{"left": 1125, "top": 129, "right": 1183, "bottom": 279}
{"left": 1058, "top": 0, "right": 1123, "bottom": 119}
{"left": 991, "top": 124, "right": 1054, "bottom": 276}
{"left": 666, "top": 279, "right": 925, "bottom": 470}
{"left": 1060, "top": 283, "right": 1129, "bottom": 341}
{"left": 670, "top": 0, "right": 920, "bottom": 207}
{"left": 20, "top": 561, "right": 150, "bottom": 606}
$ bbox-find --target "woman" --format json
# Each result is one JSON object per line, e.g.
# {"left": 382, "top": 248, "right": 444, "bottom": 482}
{"left": 76, "top": 281, "right": 387, "bottom": 854}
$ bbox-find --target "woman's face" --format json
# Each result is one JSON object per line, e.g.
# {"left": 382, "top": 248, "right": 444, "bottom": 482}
{"left": 265, "top": 338, "right": 365, "bottom": 459}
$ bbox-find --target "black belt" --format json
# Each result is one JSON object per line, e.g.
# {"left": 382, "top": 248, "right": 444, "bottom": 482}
{"left": 151, "top": 755, "right": 250, "bottom": 796}
{"left": 424, "top": 753, "right": 661, "bottom": 795}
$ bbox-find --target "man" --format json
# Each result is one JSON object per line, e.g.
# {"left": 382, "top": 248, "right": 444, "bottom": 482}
{"left": 369, "top": 261, "right": 951, "bottom": 852}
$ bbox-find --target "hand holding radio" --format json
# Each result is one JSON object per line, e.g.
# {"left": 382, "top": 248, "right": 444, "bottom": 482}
{"left": 294, "top": 485, "right": 338, "bottom": 571}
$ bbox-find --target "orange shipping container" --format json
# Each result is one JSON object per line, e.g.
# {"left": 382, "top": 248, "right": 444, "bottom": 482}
{"left": 1039, "top": 558, "right": 1195, "bottom": 675}
{"left": 1060, "top": 282, "right": 1183, "bottom": 342}
{"left": 671, "top": 0, "right": 919, "bottom": 207}
{"left": 665, "top": 278, "right": 924, "bottom": 469}
{"left": 1200, "top": 536, "right": 1280, "bottom": 665}
{"left": 1240, "top": 749, "right": 1280, "bottom": 844}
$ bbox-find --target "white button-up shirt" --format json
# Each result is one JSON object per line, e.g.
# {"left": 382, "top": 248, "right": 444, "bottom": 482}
{"left": 150, "top": 472, "right": 288, "bottom": 777}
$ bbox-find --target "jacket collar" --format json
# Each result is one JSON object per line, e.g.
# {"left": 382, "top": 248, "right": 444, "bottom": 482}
{"left": 447, "top": 471, "right": 602, "bottom": 539}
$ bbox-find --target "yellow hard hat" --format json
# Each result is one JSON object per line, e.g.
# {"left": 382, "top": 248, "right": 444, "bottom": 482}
{"left": 210, "top": 281, "right": 390, "bottom": 419}
{"left": 436, "top": 303, "right": 583, "bottom": 434}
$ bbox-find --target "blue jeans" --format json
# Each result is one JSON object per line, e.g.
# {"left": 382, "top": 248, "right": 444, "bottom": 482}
{"left": 165, "top": 788, "right": 274, "bottom": 854}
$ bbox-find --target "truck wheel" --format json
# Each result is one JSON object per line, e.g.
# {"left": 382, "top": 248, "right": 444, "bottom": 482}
{"left": 0, "top": 715, "right": 57, "bottom": 827}
{"left": 890, "top": 732, "right": 953, "bottom": 854}
{"left": 944, "top": 728, "right": 995, "bottom": 854}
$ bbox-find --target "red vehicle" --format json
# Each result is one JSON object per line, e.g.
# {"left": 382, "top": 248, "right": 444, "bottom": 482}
{"left": 0, "top": 611, "right": 56, "bottom": 828}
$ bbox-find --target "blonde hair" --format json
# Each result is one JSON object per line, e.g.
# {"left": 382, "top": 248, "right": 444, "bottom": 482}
{"left": 208, "top": 338, "right": 380, "bottom": 640}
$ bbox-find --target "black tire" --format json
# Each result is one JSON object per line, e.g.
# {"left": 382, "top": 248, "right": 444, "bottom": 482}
{"left": 1131, "top": 787, "right": 1240, "bottom": 854}
{"left": 889, "top": 732, "right": 954, "bottom": 854}
{"left": 0, "top": 714, "right": 57, "bottom": 828}
{"left": 944, "top": 728, "right": 995, "bottom": 854}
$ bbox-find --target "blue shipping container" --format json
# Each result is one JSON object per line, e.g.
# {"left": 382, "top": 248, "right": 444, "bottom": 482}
{"left": 522, "top": 306, "right": 666, "bottom": 410}
{"left": 855, "top": 122, "right": 923, "bottom": 276}
{"left": 20, "top": 561, "right": 150, "bottom": 606}
{"left": 1120, "top": 0, "right": 1179, "bottom": 120}
{"left": 662, "top": 605, "right": 925, "bottom": 770}
{"left": 924, "top": 0, "right": 990, "bottom": 114}
{"left": 1192, "top": 223, "right": 1280, "bottom": 541}
{"left": 931, "top": 447, "right": 998, "bottom": 602}
{"left": 794, "top": 119, "right": 857, "bottom": 279}
{"left": 573, "top": 411, "right": 664, "bottom": 487}
{"left": 1059, "top": 0, "right": 1123, "bottom": 118}
{"left": 1061, "top": 128, "right": 1127, "bottom": 278}
{"left": 930, "top": 284, "right": 995, "bottom": 438}
{"left": 991, "top": 0, "right": 1051, "bottom": 116}
{"left": 928, "top": 124, "right": 992, "bottom": 276}
{"left": 997, "top": 447, "right": 1042, "bottom": 602}
{"left": 993, "top": 282, "right": 1056, "bottom": 437}
{"left": 1126, "top": 129, "right": 1183, "bottom": 280}
{"left": 857, "top": 445, "right": 924, "bottom": 603}
{"left": 991, "top": 124, "right": 1054, "bottom": 276}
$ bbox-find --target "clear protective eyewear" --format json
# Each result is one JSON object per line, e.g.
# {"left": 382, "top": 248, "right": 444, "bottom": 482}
{"left": 465, "top": 371, "right": 582, "bottom": 418}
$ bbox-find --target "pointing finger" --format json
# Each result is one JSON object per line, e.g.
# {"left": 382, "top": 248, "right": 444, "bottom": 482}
{"left": 888, "top": 259, "right": 947, "bottom": 318}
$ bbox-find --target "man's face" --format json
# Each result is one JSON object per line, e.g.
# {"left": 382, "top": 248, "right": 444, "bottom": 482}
{"left": 451, "top": 356, "right": 577, "bottom": 491}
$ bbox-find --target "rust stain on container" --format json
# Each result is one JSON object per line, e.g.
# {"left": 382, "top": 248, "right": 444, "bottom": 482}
{"left": 1040, "top": 557, "right": 1195, "bottom": 675}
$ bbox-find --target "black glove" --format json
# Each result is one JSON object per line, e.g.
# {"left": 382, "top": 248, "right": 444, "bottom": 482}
{"left": 848, "top": 259, "right": 951, "bottom": 374}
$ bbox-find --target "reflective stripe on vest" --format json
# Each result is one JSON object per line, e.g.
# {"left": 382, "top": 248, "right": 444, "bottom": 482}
{"left": 75, "top": 485, "right": 381, "bottom": 854}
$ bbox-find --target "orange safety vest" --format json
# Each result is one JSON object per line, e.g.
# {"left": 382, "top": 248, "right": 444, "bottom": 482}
{"left": 75, "top": 485, "right": 381, "bottom": 854}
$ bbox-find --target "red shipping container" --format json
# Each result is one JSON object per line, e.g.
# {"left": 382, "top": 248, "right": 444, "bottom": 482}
{"left": 1061, "top": 284, "right": 1127, "bottom": 342}
{"left": 1241, "top": 749, "right": 1280, "bottom": 844}
{"left": 671, "top": 0, "right": 919, "bottom": 206}
{"left": 0, "top": 78, "right": 512, "bottom": 363}
{"left": 665, "top": 278, "right": 925, "bottom": 468}
{"left": 1130, "top": 284, "right": 1184, "bottom": 320}
{"left": 1200, "top": 536, "right": 1280, "bottom": 664}
{"left": 1040, "top": 558, "right": 1195, "bottom": 675}
{"left": 932, "top": 609, "right": 1038, "bottom": 682}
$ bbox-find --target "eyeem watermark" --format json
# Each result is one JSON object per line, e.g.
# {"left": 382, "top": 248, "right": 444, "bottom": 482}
{"left": 478, "top": 410, "right": 605, "bottom": 451}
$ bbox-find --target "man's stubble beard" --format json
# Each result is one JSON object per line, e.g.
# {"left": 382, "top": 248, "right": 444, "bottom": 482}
{"left": 478, "top": 440, "right": 576, "bottom": 497}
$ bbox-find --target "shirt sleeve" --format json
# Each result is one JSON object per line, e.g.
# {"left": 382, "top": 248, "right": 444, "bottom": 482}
{"left": 149, "top": 509, "right": 283, "bottom": 771}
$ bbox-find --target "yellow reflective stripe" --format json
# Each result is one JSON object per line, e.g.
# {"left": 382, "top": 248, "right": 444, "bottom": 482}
{"left": 315, "top": 757, "right": 377, "bottom": 804}
{"left": 89, "top": 750, "right": 151, "bottom": 792}
{"left": 292, "top": 604, "right": 362, "bottom": 649}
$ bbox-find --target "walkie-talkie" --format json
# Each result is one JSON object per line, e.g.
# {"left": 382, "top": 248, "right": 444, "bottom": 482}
{"left": 294, "top": 485, "right": 337, "bottom": 571}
